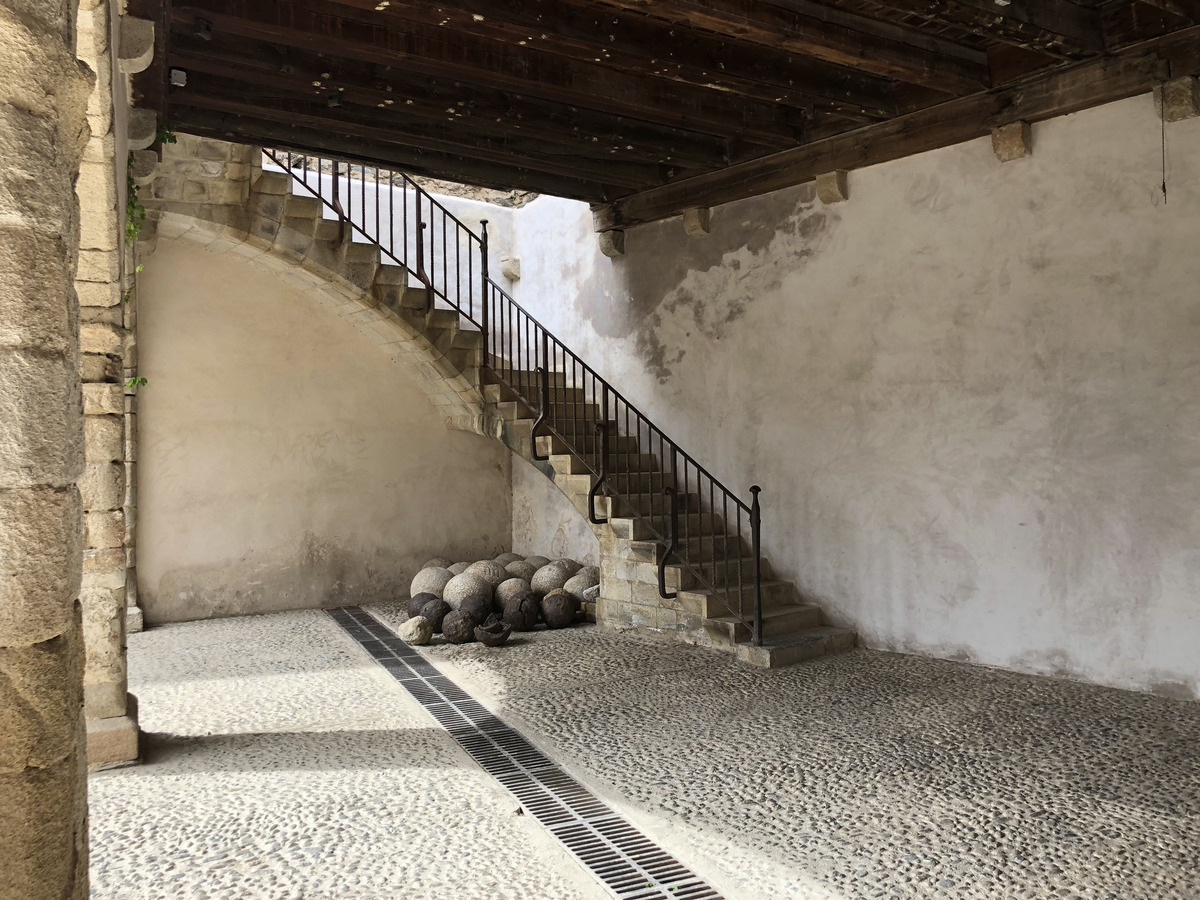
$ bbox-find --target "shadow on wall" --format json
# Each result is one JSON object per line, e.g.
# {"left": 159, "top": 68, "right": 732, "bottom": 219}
{"left": 593, "top": 183, "right": 837, "bottom": 382}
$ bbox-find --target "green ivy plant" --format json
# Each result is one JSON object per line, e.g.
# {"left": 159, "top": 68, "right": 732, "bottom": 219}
{"left": 156, "top": 121, "right": 178, "bottom": 145}
{"left": 125, "top": 376, "right": 148, "bottom": 391}
{"left": 125, "top": 152, "right": 146, "bottom": 245}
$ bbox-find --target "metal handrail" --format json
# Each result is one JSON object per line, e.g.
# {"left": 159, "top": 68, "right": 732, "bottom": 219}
{"left": 263, "top": 148, "right": 765, "bottom": 645}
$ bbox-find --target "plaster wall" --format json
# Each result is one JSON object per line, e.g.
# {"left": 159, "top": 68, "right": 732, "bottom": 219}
{"left": 509, "top": 94, "right": 1200, "bottom": 698}
{"left": 511, "top": 455, "right": 600, "bottom": 564}
{"left": 136, "top": 238, "right": 512, "bottom": 623}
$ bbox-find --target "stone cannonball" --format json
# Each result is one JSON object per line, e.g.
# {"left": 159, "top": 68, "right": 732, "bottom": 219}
{"left": 409, "top": 591, "right": 438, "bottom": 617}
{"left": 578, "top": 565, "right": 600, "bottom": 582}
{"left": 541, "top": 589, "right": 579, "bottom": 629}
{"left": 503, "top": 593, "right": 540, "bottom": 632}
{"left": 524, "top": 555, "right": 551, "bottom": 570}
{"left": 447, "top": 561, "right": 471, "bottom": 576}
{"left": 495, "top": 578, "right": 532, "bottom": 608}
{"left": 421, "top": 557, "right": 454, "bottom": 570}
{"left": 582, "top": 584, "right": 601, "bottom": 603}
{"left": 466, "top": 560, "right": 509, "bottom": 588}
{"left": 505, "top": 560, "right": 538, "bottom": 582}
{"left": 443, "top": 610, "right": 477, "bottom": 644}
{"left": 530, "top": 564, "right": 572, "bottom": 597}
{"left": 563, "top": 570, "right": 599, "bottom": 600}
{"left": 459, "top": 595, "right": 491, "bottom": 627}
{"left": 443, "top": 572, "right": 493, "bottom": 610}
{"left": 475, "top": 620, "right": 512, "bottom": 647}
{"left": 397, "top": 615, "right": 432, "bottom": 646}
{"left": 409, "top": 567, "right": 453, "bottom": 599}
{"left": 493, "top": 552, "right": 523, "bottom": 566}
{"left": 552, "top": 558, "right": 584, "bottom": 577}
{"left": 420, "top": 598, "right": 451, "bottom": 633}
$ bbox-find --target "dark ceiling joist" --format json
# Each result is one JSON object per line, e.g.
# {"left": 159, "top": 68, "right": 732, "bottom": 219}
{"left": 848, "top": 0, "right": 1105, "bottom": 56}
{"left": 316, "top": 0, "right": 898, "bottom": 119}
{"left": 169, "top": 38, "right": 734, "bottom": 169}
{"left": 589, "top": 0, "right": 992, "bottom": 93}
{"left": 172, "top": 1, "right": 808, "bottom": 145}
{"left": 174, "top": 90, "right": 670, "bottom": 189}
{"left": 596, "top": 26, "right": 1200, "bottom": 229}
{"left": 172, "top": 110, "right": 615, "bottom": 201}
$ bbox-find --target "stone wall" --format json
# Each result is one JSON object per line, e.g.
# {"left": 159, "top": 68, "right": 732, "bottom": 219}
{"left": 508, "top": 93, "right": 1200, "bottom": 699}
{"left": 511, "top": 455, "right": 600, "bottom": 564}
{"left": 0, "top": 0, "right": 94, "bottom": 896}
{"left": 135, "top": 237, "right": 513, "bottom": 622}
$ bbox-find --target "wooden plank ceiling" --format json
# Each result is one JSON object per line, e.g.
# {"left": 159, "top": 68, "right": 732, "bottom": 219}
{"left": 130, "top": 0, "right": 1200, "bottom": 223}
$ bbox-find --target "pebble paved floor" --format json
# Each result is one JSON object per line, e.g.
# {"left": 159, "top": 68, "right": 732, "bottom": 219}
{"left": 91, "top": 606, "right": 1200, "bottom": 900}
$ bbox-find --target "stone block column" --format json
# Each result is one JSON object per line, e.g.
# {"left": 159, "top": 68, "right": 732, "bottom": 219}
{"left": 0, "top": 2, "right": 94, "bottom": 898}
{"left": 74, "top": 0, "right": 147, "bottom": 769}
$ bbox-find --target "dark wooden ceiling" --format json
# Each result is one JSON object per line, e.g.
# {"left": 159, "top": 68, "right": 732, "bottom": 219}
{"left": 130, "top": 0, "right": 1200, "bottom": 222}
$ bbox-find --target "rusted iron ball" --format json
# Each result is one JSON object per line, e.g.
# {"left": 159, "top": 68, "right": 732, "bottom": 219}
{"left": 503, "top": 594, "right": 540, "bottom": 632}
{"left": 459, "top": 595, "right": 491, "bottom": 627}
{"left": 409, "top": 591, "right": 437, "bottom": 617}
{"left": 442, "top": 610, "right": 477, "bottom": 644}
{"left": 419, "top": 598, "right": 451, "bottom": 633}
{"left": 475, "top": 620, "right": 513, "bottom": 647}
{"left": 541, "top": 589, "right": 579, "bottom": 629}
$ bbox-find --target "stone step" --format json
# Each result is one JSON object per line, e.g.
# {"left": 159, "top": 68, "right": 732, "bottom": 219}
{"left": 626, "top": 533, "right": 744, "bottom": 565}
{"left": 605, "top": 452, "right": 659, "bottom": 473}
{"left": 675, "top": 579, "right": 795, "bottom": 618}
{"left": 608, "top": 512, "right": 723, "bottom": 541}
{"left": 314, "top": 218, "right": 344, "bottom": 241}
{"left": 704, "top": 603, "right": 823, "bottom": 646}
{"left": 435, "top": 326, "right": 483, "bottom": 354}
{"left": 658, "top": 554, "right": 767, "bottom": 591}
{"left": 605, "top": 489, "right": 700, "bottom": 519}
{"left": 252, "top": 170, "right": 291, "bottom": 195}
{"left": 285, "top": 194, "right": 324, "bottom": 219}
{"left": 735, "top": 626, "right": 858, "bottom": 668}
{"left": 536, "top": 432, "right": 639, "bottom": 457}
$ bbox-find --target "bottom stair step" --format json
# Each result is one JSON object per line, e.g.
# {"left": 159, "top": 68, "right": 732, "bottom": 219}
{"left": 734, "top": 626, "right": 857, "bottom": 668}
{"left": 704, "top": 604, "right": 822, "bottom": 644}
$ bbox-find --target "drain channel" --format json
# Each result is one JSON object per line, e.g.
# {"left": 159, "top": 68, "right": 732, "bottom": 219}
{"left": 328, "top": 607, "right": 723, "bottom": 900}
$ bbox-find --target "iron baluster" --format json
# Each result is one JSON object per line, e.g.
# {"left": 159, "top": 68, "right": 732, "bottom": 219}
{"left": 658, "top": 450, "right": 679, "bottom": 600}
{"left": 751, "top": 485, "right": 763, "bottom": 647}
{"left": 588, "top": 385, "right": 610, "bottom": 525}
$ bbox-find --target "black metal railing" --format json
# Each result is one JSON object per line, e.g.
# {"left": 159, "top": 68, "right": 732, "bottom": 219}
{"left": 263, "top": 148, "right": 765, "bottom": 645}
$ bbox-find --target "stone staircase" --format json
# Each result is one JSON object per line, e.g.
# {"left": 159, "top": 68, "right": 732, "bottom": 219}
{"left": 144, "top": 143, "right": 856, "bottom": 667}
{"left": 481, "top": 378, "right": 856, "bottom": 667}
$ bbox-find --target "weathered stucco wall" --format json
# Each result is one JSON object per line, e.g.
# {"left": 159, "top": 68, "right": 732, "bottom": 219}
{"left": 510, "top": 94, "right": 1200, "bottom": 698}
{"left": 137, "top": 238, "right": 512, "bottom": 623}
{"left": 511, "top": 455, "right": 600, "bottom": 564}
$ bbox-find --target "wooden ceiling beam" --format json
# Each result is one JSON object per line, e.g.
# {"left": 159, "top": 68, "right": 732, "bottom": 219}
{"left": 168, "top": 38, "right": 732, "bottom": 170}
{"left": 846, "top": 0, "right": 1105, "bottom": 56}
{"left": 596, "top": 25, "right": 1200, "bottom": 229}
{"left": 588, "top": 0, "right": 991, "bottom": 93}
{"left": 170, "top": 110, "right": 617, "bottom": 201}
{"left": 172, "top": 1, "right": 807, "bottom": 145}
{"left": 317, "top": 0, "right": 898, "bottom": 119}
{"left": 175, "top": 91, "right": 668, "bottom": 189}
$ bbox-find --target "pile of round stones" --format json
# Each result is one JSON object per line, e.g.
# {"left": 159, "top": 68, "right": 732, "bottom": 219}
{"left": 399, "top": 553, "right": 600, "bottom": 648}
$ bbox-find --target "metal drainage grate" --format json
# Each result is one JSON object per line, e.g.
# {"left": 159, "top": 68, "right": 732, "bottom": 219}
{"left": 328, "top": 607, "right": 723, "bottom": 900}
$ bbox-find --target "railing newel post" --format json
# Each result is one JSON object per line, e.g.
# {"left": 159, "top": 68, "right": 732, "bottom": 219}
{"left": 750, "top": 485, "right": 763, "bottom": 647}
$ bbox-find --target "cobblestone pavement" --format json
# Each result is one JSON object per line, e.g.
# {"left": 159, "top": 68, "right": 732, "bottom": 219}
{"left": 92, "top": 606, "right": 1200, "bottom": 900}
{"left": 370, "top": 602, "right": 1200, "bottom": 900}
{"left": 88, "top": 611, "right": 607, "bottom": 900}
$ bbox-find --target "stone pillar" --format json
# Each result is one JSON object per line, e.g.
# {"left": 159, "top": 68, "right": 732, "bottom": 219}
{"left": 74, "top": 0, "right": 149, "bottom": 769}
{"left": 0, "top": 2, "right": 94, "bottom": 898}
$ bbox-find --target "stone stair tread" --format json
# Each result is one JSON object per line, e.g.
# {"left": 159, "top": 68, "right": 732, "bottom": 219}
{"left": 735, "top": 626, "right": 858, "bottom": 668}
{"left": 707, "top": 603, "right": 819, "bottom": 627}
